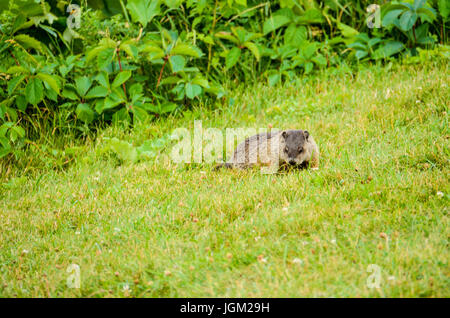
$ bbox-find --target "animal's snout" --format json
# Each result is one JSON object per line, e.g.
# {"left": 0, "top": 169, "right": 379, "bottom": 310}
{"left": 289, "top": 160, "right": 296, "bottom": 165}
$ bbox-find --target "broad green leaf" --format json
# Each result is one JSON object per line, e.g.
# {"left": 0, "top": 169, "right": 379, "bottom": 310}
{"left": 355, "top": 50, "right": 369, "bottom": 59}
{"left": 337, "top": 22, "right": 359, "bottom": 38}
{"left": 25, "top": 78, "right": 44, "bottom": 105}
{"left": 0, "top": 147, "right": 11, "bottom": 159}
{"left": 263, "top": 15, "right": 291, "bottom": 35}
{"left": 104, "top": 137, "right": 137, "bottom": 163}
{"left": 296, "top": 8, "right": 324, "bottom": 25}
{"left": 171, "top": 43, "right": 203, "bottom": 57}
{"left": 164, "top": 0, "right": 183, "bottom": 9}
{"left": 127, "top": 0, "right": 161, "bottom": 28}
{"left": 185, "top": 83, "right": 202, "bottom": 99}
{"left": 112, "top": 108, "right": 131, "bottom": 125}
{"left": 374, "top": 41, "right": 404, "bottom": 59}
{"left": 75, "top": 76, "right": 93, "bottom": 97}
{"left": 268, "top": 73, "right": 280, "bottom": 86}
{"left": 61, "top": 86, "right": 79, "bottom": 100}
{"left": 7, "top": 75, "right": 26, "bottom": 96}
{"left": 96, "top": 72, "right": 110, "bottom": 89}
{"left": 97, "top": 47, "right": 116, "bottom": 69}
{"left": 112, "top": 71, "right": 132, "bottom": 89}
{"left": 399, "top": 11, "right": 417, "bottom": 31}
{"left": 36, "top": 73, "right": 60, "bottom": 94}
{"left": 225, "top": 47, "right": 241, "bottom": 69}
{"left": 76, "top": 103, "right": 95, "bottom": 124}
{"left": 284, "top": 24, "right": 307, "bottom": 46}
{"left": 215, "top": 32, "right": 239, "bottom": 45}
{"left": 6, "top": 66, "right": 29, "bottom": 75}
{"left": 169, "top": 55, "right": 186, "bottom": 73}
{"left": 159, "top": 102, "right": 178, "bottom": 113}
{"left": 16, "top": 95, "right": 28, "bottom": 111}
{"left": 438, "top": 0, "right": 449, "bottom": 19}
{"left": 14, "top": 34, "right": 43, "bottom": 53}
{"left": 304, "top": 62, "right": 314, "bottom": 74}
{"left": 85, "top": 86, "right": 109, "bottom": 99}
{"left": 243, "top": 42, "right": 260, "bottom": 61}
{"left": 191, "top": 75, "right": 209, "bottom": 88}
{"left": 382, "top": 9, "right": 403, "bottom": 27}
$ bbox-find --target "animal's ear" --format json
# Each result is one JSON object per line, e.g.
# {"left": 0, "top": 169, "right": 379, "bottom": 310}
{"left": 282, "top": 131, "right": 287, "bottom": 139}
{"left": 304, "top": 130, "right": 309, "bottom": 140}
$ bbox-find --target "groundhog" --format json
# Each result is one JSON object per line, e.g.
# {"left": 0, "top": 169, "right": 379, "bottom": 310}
{"left": 215, "top": 129, "right": 319, "bottom": 172}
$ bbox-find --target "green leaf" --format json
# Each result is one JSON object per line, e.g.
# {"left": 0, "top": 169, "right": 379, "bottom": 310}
{"left": 243, "top": 42, "right": 260, "bottom": 61}
{"left": 159, "top": 102, "right": 178, "bottom": 114}
{"left": 263, "top": 15, "right": 291, "bottom": 35}
{"left": 76, "top": 103, "right": 95, "bottom": 124}
{"left": 382, "top": 9, "right": 404, "bottom": 27}
{"left": 96, "top": 72, "right": 110, "bottom": 89}
{"left": 85, "top": 86, "right": 109, "bottom": 99}
{"left": 169, "top": 55, "right": 186, "bottom": 73}
{"left": 104, "top": 137, "right": 137, "bottom": 163}
{"left": 25, "top": 78, "right": 44, "bottom": 105}
{"left": 97, "top": 47, "right": 116, "bottom": 70}
{"left": 337, "top": 22, "right": 359, "bottom": 38}
{"left": 171, "top": 43, "right": 203, "bottom": 57}
{"left": 374, "top": 41, "right": 404, "bottom": 59}
{"left": 36, "top": 73, "right": 60, "bottom": 95}
{"left": 61, "top": 86, "right": 79, "bottom": 100}
{"left": 399, "top": 11, "right": 417, "bottom": 31}
{"left": 268, "top": 73, "right": 280, "bottom": 86}
{"left": 7, "top": 75, "right": 26, "bottom": 96}
{"left": 438, "top": 0, "right": 449, "bottom": 19}
{"left": 75, "top": 76, "right": 93, "bottom": 97}
{"left": 284, "top": 25, "right": 307, "bottom": 47}
{"left": 0, "top": 147, "right": 11, "bottom": 159}
{"left": 355, "top": 50, "right": 369, "bottom": 59}
{"left": 16, "top": 95, "right": 28, "bottom": 111}
{"left": 185, "top": 83, "right": 202, "bottom": 99}
{"left": 296, "top": 8, "right": 324, "bottom": 25}
{"left": 225, "top": 47, "right": 241, "bottom": 69}
{"left": 112, "top": 71, "right": 132, "bottom": 89}
{"left": 304, "top": 62, "right": 314, "bottom": 74}
{"left": 14, "top": 34, "right": 43, "bottom": 53}
{"left": 127, "top": 0, "right": 161, "bottom": 28}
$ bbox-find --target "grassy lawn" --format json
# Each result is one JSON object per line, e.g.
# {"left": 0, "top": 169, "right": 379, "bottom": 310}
{"left": 0, "top": 61, "right": 448, "bottom": 297}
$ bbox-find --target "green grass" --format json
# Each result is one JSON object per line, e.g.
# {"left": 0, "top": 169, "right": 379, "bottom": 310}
{"left": 0, "top": 61, "right": 449, "bottom": 297}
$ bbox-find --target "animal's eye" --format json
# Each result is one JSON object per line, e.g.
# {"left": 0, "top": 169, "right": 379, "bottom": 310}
{"left": 298, "top": 147, "right": 303, "bottom": 153}
{"left": 285, "top": 147, "right": 289, "bottom": 152}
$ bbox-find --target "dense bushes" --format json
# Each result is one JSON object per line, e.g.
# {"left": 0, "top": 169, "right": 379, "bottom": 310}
{"left": 0, "top": 0, "right": 448, "bottom": 160}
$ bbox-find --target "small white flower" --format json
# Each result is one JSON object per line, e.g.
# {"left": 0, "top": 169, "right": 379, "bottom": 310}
{"left": 292, "top": 258, "right": 303, "bottom": 265}
{"left": 22, "top": 249, "right": 29, "bottom": 255}
{"left": 75, "top": 231, "right": 81, "bottom": 235}
{"left": 387, "top": 276, "right": 396, "bottom": 281}
{"left": 255, "top": 236, "right": 261, "bottom": 242}
{"left": 437, "top": 191, "right": 444, "bottom": 198}
{"left": 331, "top": 239, "right": 337, "bottom": 245}
{"left": 123, "top": 284, "right": 131, "bottom": 293}
{"left": 282, "top": 207, "right": 288, "bottom": 212}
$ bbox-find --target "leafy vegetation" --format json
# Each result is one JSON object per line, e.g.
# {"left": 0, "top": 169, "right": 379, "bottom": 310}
{"left": 0, "top": 0, "right": 448, "bottom": 298}
{"left": 0, "top": 0, "right": 448, "bottom": 165}
{"left": 1, "top": 61, "right": 448, "bottom": 297}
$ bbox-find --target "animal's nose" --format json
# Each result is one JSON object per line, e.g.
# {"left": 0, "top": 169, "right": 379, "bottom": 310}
{"left": 289, "top": 160, "right": 296, "bottom": 165}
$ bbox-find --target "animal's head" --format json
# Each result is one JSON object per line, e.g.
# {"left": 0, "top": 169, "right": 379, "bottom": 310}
{"left": 279, "top": 130, "right": 310, "bottom": 165}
